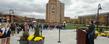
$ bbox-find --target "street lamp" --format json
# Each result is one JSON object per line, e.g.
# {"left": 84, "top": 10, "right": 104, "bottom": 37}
{"left": 106, "top": 14, "right": 109, "bottom": 31}
{"left": 96, "top": 3, "right": 102, "bottom": 31}
{"left": 9, "top": 9, "right": 14, "bottom": 23}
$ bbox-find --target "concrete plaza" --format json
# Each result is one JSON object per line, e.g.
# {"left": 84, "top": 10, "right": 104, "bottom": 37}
{"left": 1, "top": 29, "right": 108, "bottom": 44}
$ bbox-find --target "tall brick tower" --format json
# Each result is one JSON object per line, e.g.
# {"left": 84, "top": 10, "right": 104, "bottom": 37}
{"left": 46, "top": 0, "right": 64, "bottom": 24}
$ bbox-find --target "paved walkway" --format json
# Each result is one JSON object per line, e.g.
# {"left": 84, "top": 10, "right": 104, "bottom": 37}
{"left": 42, "top": 29, "right": 109, "bottom": 44}
{"left": 95, "top": 36, "right": 109, "bottom": 44}
{"left": 42, "top": 29, "right": 76, "bottom": 44}
{"left": 0, "top": 29, "right": 109, "bottom": 44}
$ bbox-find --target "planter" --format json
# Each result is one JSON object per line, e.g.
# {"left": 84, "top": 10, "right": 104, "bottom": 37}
{"left": 19, "top": 40, "right": 28, "bottom": 44}
{"left": 29, "top": 40, "right": 44, "bottom": 44}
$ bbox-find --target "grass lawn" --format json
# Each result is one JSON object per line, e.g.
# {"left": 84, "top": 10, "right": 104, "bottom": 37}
{"left": 64, "top": 24, "right": 109, "bottom": 32}
{"left": 64, "top": 24, "right": 85, "bottom": 29}
{"left": 65, "top": 24, "right": 77, "bottom": 29}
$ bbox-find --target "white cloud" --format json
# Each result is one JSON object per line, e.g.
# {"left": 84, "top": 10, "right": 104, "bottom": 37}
{"left": 64, "top": 0, "right": 109, "bottom": 18}
{"left": 0, "top": 0, "right": 109, "bottom": 19}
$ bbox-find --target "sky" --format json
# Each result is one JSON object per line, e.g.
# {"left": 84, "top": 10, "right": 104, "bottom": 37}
{"left": 0, "top": 0, "right": 109, "bottom": 19}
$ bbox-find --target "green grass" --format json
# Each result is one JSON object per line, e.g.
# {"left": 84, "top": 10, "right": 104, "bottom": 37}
{"left": 64, "top": 24, "right": 86, "bottom": 29}
{"left": 65, "top": 24, "right": 82, "bottom": 29}
{"left": 64, "top": 24, "right": 109, "bottom": 31}
{"left": 65, "top": 24, "right": 76, "bottom": 29}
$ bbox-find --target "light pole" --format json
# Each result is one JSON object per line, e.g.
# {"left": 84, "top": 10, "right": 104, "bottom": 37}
{"left": 96, "top": 3, "right": 102, "bottom": 31}
{"left": 9, "top": 9, "right": 14, "bottom": 23}
{"left": 107, "top": 15, "right": 109, "bottom": 29}
{"left": 106, "top": 15, "right": 109, "bottom": 31}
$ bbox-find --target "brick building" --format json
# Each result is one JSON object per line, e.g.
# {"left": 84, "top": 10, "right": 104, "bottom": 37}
{"left": 78, "top": 12, "right": 109, "bottom": 25}
{"left": 46, "top": 0, "right": 64, "bottom": 24}
{"left": 0, "top": 13, "right": 18, "bottom": 23}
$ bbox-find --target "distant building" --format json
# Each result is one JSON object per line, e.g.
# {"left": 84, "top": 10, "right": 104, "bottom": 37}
{"left": 46, "top": 0, "right": 64, "bottom": 24}
{"left": 64, "top": 17, "right": 71, "bottom": 23}
{"left": 78, "top": 12, "right": 109, "bottom": 25}
{"left": 70, "top": 19, "right": 80, "bottom": 24}
{"left": 0, "top": 13, "right": 17, "bottom": 23}
{"left": 0, "top": 13, "right": 21, "bottom": 23}
{"left": 36, "top": 19, "right": 45, "bottom": 23}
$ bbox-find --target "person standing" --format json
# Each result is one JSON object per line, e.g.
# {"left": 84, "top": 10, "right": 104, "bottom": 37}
{"left": 0, "top": 28, "right": 3, "bottom": 38}
{"left": 0, "top": 23, "right": 3, "bottom": 38}
{"left": 0, "top": 23, "right": 11, "bottom": 44}
{"left": 1, "top": 24, "right": 6, "bottom": 44}
{"left": 87, "top": 21, "right": 95, "bottom": 44}
{"left": 1, "top": 24, "right": 6, "bottom": 38}
{"left": 10, "top": 23, "right": 16, "bottom": 36}
{"left": 24, "top": 22, "right": 29, "bottom": 32}
{"left": 4, "top": 23, "right": 11, "bottom": 44}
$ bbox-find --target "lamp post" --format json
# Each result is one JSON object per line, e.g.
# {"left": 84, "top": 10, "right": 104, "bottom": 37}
{"left": 107, "top": 15, "right": 109, "bottom": 29}
{"left": 106, "top": 15, "right": 109, "bottom": 31}
{"left": 9, "top": 9, "right": 14, "bottom": 23}
{"left": 96, "top": 3, "right": 102, "bottom": 31}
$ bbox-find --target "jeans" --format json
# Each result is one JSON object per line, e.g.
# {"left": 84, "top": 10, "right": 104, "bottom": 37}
{"left": 87, "top": 32, "right": 94, "bottom": 44}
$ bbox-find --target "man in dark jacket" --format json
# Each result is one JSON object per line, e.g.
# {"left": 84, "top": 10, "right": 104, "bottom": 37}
{"left": 87, "top": 21, "right": 95, "bottom": 44}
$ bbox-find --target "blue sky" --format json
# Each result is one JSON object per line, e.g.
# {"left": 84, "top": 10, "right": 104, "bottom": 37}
{"left": 0, "top": 0, "right": 109, "bottom": 19}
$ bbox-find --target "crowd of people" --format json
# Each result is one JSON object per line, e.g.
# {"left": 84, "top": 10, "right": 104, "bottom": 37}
{"left": 0, "top": 20, "right": 96, "bottom": 44}
{"left": 0, "top": 22, "right": 36, "bottom": 44}
{"left": 0, "top": 22, "right": 65, "bottom": 43}
{"left": 38, "top": 24, "right": 65, "bottom": 30}
{"left": 0, "top": 21, "right": 66, "bottom": 44}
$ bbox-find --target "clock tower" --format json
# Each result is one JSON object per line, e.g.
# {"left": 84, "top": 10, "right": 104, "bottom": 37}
{"left": 46, "top": 0, "right": 64, "bottom": 24}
